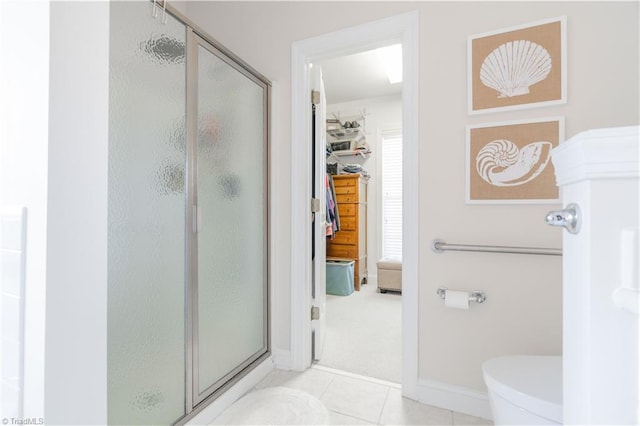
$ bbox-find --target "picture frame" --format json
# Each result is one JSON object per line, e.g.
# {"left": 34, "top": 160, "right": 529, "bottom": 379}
{"left": 468, "top": 16, "right": 566, "bottom": 115}
{"left": 466, "top": 117, "right": 564, "bottom": 204}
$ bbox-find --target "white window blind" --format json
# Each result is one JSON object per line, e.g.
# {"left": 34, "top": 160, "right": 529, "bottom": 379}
{"left": 382, "top": 134, "right": 402, "bottom": 260}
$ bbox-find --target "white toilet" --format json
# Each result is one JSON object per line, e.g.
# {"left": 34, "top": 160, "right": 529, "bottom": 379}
{"left": 482, "top": 356, "right": 562, "bottom": 425}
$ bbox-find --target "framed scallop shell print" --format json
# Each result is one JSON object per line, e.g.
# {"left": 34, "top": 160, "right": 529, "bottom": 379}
{"left": 468, "top": 17, "right": 566, "bottom": 114}
{"left": 466, "top": 117, "right": 564, "bottom": 204}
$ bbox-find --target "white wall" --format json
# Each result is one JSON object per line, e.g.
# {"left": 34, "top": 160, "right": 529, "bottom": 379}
{"left": 45, "top": 2, "right": 110, "bottom": 423}
{"left": 0, "top": 1, "right": 49, "bottom": 419}
{"left": 185, "top": 1, "right": 639, "bottom": 393}
{"left": 1, "top": 3, "right": 110, "bottom": 423}
{"left": 326, "top": 95, "right": 403, "bottom": 281}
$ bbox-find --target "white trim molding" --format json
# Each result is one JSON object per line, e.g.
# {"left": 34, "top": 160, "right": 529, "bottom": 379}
{"left": 552, "top": 125, "right": 640, "bottom": 186}
{"left": 290, "top": 39, "right": 312, "bottom": 373}
{"left": 271, "top": 349, "right": 292, "bottom": 371}
{"left": 418, "top": 379, "right": 492, "bottom": 421}
{"left": 290, "top": 10, "right": 420, "bottom": 400}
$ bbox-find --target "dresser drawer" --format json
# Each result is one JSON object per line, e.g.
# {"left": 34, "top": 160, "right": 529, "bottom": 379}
{"left": 337, "top": 203, "right": 355, "bottom": 217}
{"left": 339, "top": 216, "right": 356, "bottom": 231}
{"left": 336, "top": 193, "right": 358, "bottom": 203}
{"left": 334, "top": 185, "right": 357, "bottom": 195}
{"left": 326, "top": 244, "right": 357, "bottom": 259}
{"left": 330, "top": 230, "right": 356, "bottom": 245}
{"left": 333, "top": 176, "right": 358, "bottom": 187}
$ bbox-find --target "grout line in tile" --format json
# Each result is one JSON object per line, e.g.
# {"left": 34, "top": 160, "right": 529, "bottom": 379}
{"left": 254, "top": 368, "right": 491, "bottom": 425}
{"left": 376, "top": 386, "right": 391, "bottom": 425}
{"left": 329, "top": 407, "right": 375, "bottom": 425}
{"left": 317, "top": 372, "right": 336, "bottom": 400}
{"left": 312, "top": 364, "right": 401, "bottom": 389}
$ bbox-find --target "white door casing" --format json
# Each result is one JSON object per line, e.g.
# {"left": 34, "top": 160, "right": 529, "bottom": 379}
{"left": 290, "top": 11, "right": 419, "bottom": 399}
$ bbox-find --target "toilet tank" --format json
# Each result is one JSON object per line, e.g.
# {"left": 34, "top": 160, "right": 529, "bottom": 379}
{"left": 551, "top": 126, "right": 639, "bottom": 425}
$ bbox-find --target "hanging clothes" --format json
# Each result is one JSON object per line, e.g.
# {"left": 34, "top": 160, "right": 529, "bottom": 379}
{"left": 325, "top": 173, "right": 340, "bottom": 237}
{"left": 330, "top": 174, "right": 340, "bottom": 232}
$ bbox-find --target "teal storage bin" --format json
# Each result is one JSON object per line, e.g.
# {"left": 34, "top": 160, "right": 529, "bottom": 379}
{"left": 326, "top": 260, "right": 355, "bottom": 296}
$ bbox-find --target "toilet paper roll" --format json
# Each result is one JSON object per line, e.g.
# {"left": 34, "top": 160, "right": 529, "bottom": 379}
{"left": 445, "top": 290, "right": 470, "bottom": 309}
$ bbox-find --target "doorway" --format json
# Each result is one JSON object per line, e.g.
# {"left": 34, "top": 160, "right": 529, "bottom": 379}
{"left": 316, "top": 48, "right": 403, "bottom": 383}
{"left": 290, "top": 11, "right": 420, "bottom": 399}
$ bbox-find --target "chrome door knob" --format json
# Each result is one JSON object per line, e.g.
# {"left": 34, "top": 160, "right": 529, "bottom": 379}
{"left": 545, "top": 203, "right": 581, "bottom": 234}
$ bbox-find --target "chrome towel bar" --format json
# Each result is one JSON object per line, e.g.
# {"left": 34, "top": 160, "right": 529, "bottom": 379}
{"left": 432, "top": 239, "right": 562, "bottom": 256}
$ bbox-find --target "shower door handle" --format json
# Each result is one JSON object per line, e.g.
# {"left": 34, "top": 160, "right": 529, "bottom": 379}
{"left": 545, "top": 203, "right": 581, "bottom": 234}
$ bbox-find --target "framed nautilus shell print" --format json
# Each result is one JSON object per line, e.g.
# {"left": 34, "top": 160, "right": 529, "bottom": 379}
{"left": 468, "top": 16, "right": 566, "bottom": 114}
{"left": 466, "top": 117, "right": 564, "bottom": 204}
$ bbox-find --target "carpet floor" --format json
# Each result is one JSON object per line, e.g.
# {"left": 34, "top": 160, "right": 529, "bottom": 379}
{"left": 316, "top": 280, "right": 402, "bottom": 383}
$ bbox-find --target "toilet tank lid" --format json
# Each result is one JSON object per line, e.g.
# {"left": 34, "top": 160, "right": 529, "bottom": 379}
{"left": 482, "top": 356, "right": 562, "bottom": 423}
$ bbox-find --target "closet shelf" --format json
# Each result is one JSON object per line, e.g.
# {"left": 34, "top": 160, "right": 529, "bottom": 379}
{"left": 327, "top": 127, "right": 365, "bottom": 139}
{"left": 332, "top": 150, "right": 371, "bottom": 158}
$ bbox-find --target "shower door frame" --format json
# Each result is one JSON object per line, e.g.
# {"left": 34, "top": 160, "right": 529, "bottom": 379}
{"left": 108, "top": 2, "right": 271, "bottom": 423}
{"left": 184, "top": 26, "right": 271, "bottom": 416}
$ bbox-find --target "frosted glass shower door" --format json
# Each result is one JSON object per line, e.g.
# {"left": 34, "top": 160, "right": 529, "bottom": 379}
{"left": 108, "top": 2, "right": 186, "bottom": 424}
{"left": 108, "top": 3, "right": 270, "bottom": 420}
{"left": 191, "top": 36, "right": 269, "bottom": 403}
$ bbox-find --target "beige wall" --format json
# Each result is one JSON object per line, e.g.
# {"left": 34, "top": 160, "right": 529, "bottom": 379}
{"left": 185, "top": 1, "right": 639, "bottom": 391}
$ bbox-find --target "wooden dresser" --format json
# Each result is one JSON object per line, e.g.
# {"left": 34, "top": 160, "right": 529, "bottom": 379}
{"left": 327, "top": 174, "right": 367, "bottom": 290}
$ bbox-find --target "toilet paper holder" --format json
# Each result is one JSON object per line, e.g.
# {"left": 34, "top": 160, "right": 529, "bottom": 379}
{"left": 437, "top": 287, "right": 486, "bottom": 304}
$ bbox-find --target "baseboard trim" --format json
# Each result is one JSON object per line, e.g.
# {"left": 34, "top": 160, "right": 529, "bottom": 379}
{"left": 418, "top": 379, "right": 492, "bottom": 421}
{"left": 272, "top": 348, "right": 291, "bottom": 370}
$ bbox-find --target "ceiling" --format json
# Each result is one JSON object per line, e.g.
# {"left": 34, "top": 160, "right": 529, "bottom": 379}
{"left": 317, "top": 47, "right": 403, "bottom": 105}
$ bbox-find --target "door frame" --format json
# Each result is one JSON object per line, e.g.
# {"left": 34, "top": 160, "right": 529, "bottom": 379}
{"left": 290, "top": 11, "right": 419, "bottom": 399}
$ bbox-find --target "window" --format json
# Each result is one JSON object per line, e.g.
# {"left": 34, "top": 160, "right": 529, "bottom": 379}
{"left": 381, "top": 133, "right": 402, "bottom": 260}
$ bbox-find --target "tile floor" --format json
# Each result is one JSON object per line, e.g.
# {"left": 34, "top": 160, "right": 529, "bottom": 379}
{"left": 253, "top": 366, "right": 493, "bottom": 425}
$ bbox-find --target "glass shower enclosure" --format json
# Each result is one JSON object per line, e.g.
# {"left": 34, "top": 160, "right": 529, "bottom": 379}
{"left": 107, "top": 2, "right": 270, "bottom": 424}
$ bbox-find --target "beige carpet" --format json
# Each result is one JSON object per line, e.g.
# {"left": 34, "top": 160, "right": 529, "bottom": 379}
{"left": 317, "top": 281, "right": 402, "bottom": 383}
